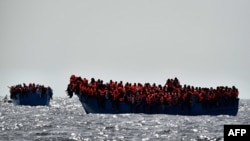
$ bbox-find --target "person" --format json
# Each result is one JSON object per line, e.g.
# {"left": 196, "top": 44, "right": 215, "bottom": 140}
{"left": 66, "top": 84, "right": 74, "bottom": 98}
{"left": 47, "top": 87, "right": 53, "bottom": 99}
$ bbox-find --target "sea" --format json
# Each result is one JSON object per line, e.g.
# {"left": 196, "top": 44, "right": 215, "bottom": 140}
{"left": 0, "top": 97, "right": 249, "bottom": 141}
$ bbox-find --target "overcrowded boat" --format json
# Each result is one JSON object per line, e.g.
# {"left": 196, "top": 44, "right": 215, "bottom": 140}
{"left": 9, "top": 83, "right": 53, "bottom": 106}
{"left": 66, "top": 75, "right": 239, "bottom": 116}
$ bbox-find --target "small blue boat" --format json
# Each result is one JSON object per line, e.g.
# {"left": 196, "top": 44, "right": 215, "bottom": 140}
{"left": 9, "top": 83, "right": 53, "bottom": 106}
{"left": 76, "top": 93, "right": 239, "bottom": 116}
{"left": 11, "top": 92, "right": 51, "bottom": 106}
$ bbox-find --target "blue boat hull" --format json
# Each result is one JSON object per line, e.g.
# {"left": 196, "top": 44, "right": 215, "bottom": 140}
{"left": 12, "top": 93, "right": 51, "bottom": 106}
{"left": 77, "top": 94, "right": 239, "bottom": 116}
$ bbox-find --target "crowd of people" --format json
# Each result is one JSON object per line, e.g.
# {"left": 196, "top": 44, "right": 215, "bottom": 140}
{"left": 66, "top": 75, "right": 239, "bottom": 107}
{"left": 9, "top": 83, "right": 53, "bottom": 100}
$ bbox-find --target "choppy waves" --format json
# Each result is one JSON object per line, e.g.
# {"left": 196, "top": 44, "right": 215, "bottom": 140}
{"left": 0, "top": 97, "right": 249, "bottom": 141}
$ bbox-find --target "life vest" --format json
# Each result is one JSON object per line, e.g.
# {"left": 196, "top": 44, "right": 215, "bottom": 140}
{"left": 99, "top": 89, "right": 105, "bottom": 96}
{"left": 113, "top": 90, "right": 119, "bottom": 101}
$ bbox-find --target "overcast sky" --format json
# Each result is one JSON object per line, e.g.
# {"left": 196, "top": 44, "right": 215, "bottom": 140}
{"left": 1, "top": 0, "right": 249, "bottom": 99}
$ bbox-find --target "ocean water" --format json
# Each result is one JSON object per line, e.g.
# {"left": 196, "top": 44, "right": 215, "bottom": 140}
{"left": 0, "top": 97, "right": 249, "bottom": 141}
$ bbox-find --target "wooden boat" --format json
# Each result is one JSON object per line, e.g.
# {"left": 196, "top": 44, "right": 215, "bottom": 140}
{"left": 9, "top": 84, "right": 53, "bottom": 106}
{"left": 11, "top": 92, "right": 51, "bottom": 106}
{"left": 76, "top": 93, "right": 239, "bottom": 115}
{"left": 67, "top": 75, "right": 239, "bottom": 116}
